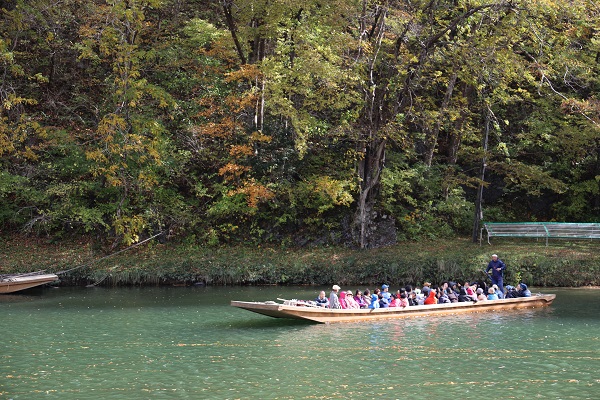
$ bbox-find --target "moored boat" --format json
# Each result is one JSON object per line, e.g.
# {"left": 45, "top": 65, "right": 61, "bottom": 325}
{"left": 231, "top": 294, "right": 556, "bottom": 323}
{"left": 0, "top": 273, "right": 59, "bottom": 294}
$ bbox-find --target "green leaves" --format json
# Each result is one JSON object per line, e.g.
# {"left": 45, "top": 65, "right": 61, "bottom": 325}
{"left": 0, "top": 0, "right": 599, "bottom": 248}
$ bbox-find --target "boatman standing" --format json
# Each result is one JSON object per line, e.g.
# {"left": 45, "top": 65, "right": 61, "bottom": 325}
{"left": 486, "top": 254, "right": 506, "bottom": 298}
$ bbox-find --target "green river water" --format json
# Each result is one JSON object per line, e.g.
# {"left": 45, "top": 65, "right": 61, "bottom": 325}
{"left": 1, "top": 286, "right": 599, "bottom": 399}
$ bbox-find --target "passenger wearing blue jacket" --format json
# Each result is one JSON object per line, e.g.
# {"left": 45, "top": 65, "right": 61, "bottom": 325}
{"left": 486, "top": 254, "right": 506, "bottom": 298}
{"left": 369, "top": 288, "right": 380, "bottom": 309}
{"left": 517, "top": 283, "right": 532, "bottom": 297}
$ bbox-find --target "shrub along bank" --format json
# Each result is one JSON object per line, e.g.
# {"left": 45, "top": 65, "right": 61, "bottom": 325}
{"left": 2, "top": 236, "right": 599, "bottom": 288}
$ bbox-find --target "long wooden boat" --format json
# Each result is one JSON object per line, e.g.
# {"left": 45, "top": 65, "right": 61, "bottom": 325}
{"left": 0, "top": 273, "right": 59, "bottom": 294}
{"left": 231, "top": 294, "right": 556, "bottom": 323}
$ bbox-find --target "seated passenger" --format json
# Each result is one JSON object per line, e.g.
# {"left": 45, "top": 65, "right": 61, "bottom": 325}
{"left": 422, "top": 282, "right": 432, "bottom": 297}
{"left": 505, "top": 285, "right": 519, "bottom": 298}
{"left": 315, "top": 290, "right": 330, "bottom": 307}
{"left": 440, "top": 281, "right": 449, "bottom": 295}
{"left": 414, "top": 288, "right": 425, "bottom": 305}
{"left": 362, "top": 289, "right": 372, "bottom": 308}
{"left": 399, "top": 292, "right": 409, "bottom": 307}
{"left": 467, "top": 282, "right": 479, "bottom": 300}
{"left": 459, "top": 282, "right": 477, "bottom": 302}
{"left": 492, "top": 284, "right": 504, "bottom": 299}
{"left": 476, "top": 287, "right": 487, "bottom": 301}
{"left": 424, "top": 288, "right": 437, "bottom": 305}
{"left": 438, "top": 287, "right": 450, "bottom": 304}
{"left": 354, "top": 290, "right": 367, "bottom": 308}
{"left": 447, "top": 283, "right": 459, "bottom": 303}
{"left": 339, "top": 291, "right": 348, "bottom": 309}
{"left": 329, "top": 284, "right": 342, "bottom": 309}
{"left": 517, "top": 283, "right": 532, "bottom": 297}
{"left": 395, "top": 289, "right": 404, "bottom": 300}
{"left": 389, "top": 293, "right": 402, "bottom": 307}
{"left": 407, "top": 290, "right": 418, "bottom": 306}
{"left": 381, "top": 284, "right": 392, "bottom": 301}
{"left": 378, "top": 293, "right": 390, "bottom": 308}
{"left": 369, "top": 289, "right": 380, "bottom": 309}
{"left": 487, "top": 287, "right": 499, "bottom": 300}
{"left": 345, "top": 290, "right": 360, "bottom": 308}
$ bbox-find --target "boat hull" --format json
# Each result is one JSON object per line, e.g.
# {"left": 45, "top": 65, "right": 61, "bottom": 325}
{"left": 0, "top": 274, "right": 59, "bottom": 294}
{"left": 231, "top": 294, "right": 556, "bottom": 323}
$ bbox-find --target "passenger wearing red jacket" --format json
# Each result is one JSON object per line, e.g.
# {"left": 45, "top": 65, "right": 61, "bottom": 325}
{"left": 424, "top": 288, "right": 437, "bottom": 305}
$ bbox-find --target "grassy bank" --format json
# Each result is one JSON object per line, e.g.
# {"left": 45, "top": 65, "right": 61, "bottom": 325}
{"left": 2, "top": 235, "right": 599, "bottom": 288}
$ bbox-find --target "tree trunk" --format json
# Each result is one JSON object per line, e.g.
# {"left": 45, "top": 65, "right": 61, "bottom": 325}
{"left": 472, "top": 107, "right": 491, "bottom": 243}
{"left": 221, "top": 1, "right": 247, "bottom": 65}
{"left": 355, "top": 138, "right": 387, "bottom": 248}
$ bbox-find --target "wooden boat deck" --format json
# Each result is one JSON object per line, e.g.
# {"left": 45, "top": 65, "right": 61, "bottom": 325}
{"left": 0, "top": 273, "right": 59, "bottom": 294}
{"left": 231, "top": 294, "right": 556, "bottom": 323}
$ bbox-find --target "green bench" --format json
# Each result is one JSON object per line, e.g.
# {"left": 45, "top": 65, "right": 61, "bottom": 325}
{"left": 481, "top": 222, "right": 600, "bottom": 245}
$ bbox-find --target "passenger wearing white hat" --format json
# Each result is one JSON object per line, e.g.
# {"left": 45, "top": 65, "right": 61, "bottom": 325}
{"left": 329, "top": 284, "right": 342, "bottom": 309}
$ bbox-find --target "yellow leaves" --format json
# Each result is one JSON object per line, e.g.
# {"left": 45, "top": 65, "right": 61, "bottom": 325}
{"left": 114, "top": 214, "right": 146, "bottom": 246}
{"left": 137, "top": 171, "right": 158, "bottom": 190}
{"left": 250, "top": 131, "right": 272, "bottom": 143}
{"left": 297, "top": 176, "right": 355, "bottom": 215}
{"left": 31, "top": 73, "right": 48, "bottom": 83}
{"left": 312, "top": 176, "right": 354, "bottom": 208}
{"left": 97, "top": 113, "right": 127, "bottom": 137}
{"left": 85, "top": 149, "right": 105, "bottom": 163}
{"left": 2, "top": 94, "right": 38, "bottom": 111}
{"left": 106, "top": 175, "right": 123, "bottom": 187}
{"left": 0, "top": 115, "right": 47, "bottom": 160}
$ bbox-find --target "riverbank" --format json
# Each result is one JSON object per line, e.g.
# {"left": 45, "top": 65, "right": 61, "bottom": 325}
{"left": 2, "top": 235, "right": 599, "bottom": 287}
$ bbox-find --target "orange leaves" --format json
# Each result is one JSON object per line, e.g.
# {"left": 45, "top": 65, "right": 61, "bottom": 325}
{"left": 219, "top": 163, "right": 250, "bottom": 180}
{"left": 228, "top": 180, "right": 274, "bottom": 209}
{"left": 193, "top": 119, "right": 241, "bottom": 139}
{"left": 219, "top": 163, "right": 274, "bottom": 209}
{"left": 226, "top": 92, "right": 258, "bottom": 113}
{"left": 229, "top": 144, "right": 254, "bottom": 158}
{"left": 225, "top": 64, "right": 262, "bottom": 83}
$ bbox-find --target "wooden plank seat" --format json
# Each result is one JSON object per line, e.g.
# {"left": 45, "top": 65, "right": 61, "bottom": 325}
{"left": 482, "top": 222, "right": 600, "bottom": 245}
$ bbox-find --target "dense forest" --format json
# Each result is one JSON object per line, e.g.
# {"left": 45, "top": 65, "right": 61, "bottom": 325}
{"left": 1, "top": 0, "right": 598, "bottom": 249}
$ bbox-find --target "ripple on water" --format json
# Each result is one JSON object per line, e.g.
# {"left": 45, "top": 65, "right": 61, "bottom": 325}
{"left": 1, "top": 287, "right": 599, "bottom": 399}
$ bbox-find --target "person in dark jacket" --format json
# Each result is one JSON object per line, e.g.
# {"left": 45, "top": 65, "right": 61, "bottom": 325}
{"left": 505, "top": 285, "right": 519, "bottom": 298}
{"left": 486, "top": 254, "right": 506, "bottom": 298}
{"left": 315, "top": 291, "right": 330, "bottom": 307}
{"left": 517, "top": 283, "right": 532, "bottom": 297}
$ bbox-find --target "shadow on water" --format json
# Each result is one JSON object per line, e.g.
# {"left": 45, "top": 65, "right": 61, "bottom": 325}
{"left": 224, "top": 316, "right": 316, "bottom": 329}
